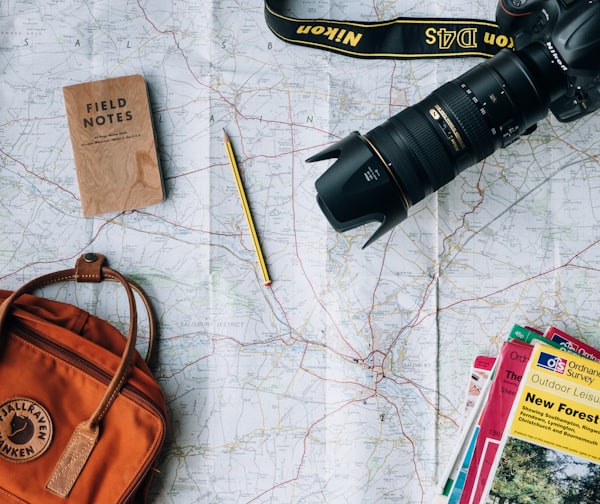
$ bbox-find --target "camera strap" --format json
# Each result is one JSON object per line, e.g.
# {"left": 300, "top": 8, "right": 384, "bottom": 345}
{"left": 264, "top": 0, "right": 513, "bottom": 59}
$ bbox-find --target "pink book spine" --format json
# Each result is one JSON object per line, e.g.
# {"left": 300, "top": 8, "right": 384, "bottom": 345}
{"left": 459, "top": 340, "right": 532, "bottom": 504}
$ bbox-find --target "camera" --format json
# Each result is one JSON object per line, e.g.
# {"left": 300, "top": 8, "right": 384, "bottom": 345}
{"left": 310, "top": 0, "right": 600, "bottom": 247}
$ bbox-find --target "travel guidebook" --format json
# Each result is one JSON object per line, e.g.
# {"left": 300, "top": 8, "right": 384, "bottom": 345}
{"left": 453, "top": 338, "right": 532, "bottom": 504}
{"left": 455, "top": 326, "right": 600, "bottom": 504}
{"left": 440, "top": 356, "right": 496, "bottom": 503}
{"left": 483, "top": 344, "right": 600, "bottom": 503}
{"left": 443, "top": 325, "right": 556, "bottom": 503}
{"left": 435, "top": 324, "right": 600, "bottom": 504}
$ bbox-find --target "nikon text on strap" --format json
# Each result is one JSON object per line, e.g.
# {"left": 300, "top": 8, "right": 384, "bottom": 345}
{"left": 264, "top": 0, "right": 514, "bottom": 59}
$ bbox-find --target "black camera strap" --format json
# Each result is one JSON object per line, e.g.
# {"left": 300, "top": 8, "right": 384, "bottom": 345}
{"left": 264, "top": 0, "right": 513, "bottom": 59}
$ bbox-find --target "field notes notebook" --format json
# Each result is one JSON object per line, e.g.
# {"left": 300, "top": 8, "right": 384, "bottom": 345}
{"left": 63, "top": 75, "right": 164, "bottom": 216}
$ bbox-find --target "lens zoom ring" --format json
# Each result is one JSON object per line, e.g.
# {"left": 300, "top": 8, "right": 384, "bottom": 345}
{"left": 434, "top": 82, "right": 495, "bottom": 161}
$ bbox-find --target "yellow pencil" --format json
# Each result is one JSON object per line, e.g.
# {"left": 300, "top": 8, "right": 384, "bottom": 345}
{"left": 223, "top": 129, "right": 272, "bottom": 287}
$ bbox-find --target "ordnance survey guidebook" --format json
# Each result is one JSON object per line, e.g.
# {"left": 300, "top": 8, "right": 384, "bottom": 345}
{"left": 63, "top": 75, "right": 164, "bottom": 216}
{"left": 449, "top": 325, "right": 600, "bottom": 504}
{"left": 483, "top": 344, "right": 600, "bottom": 502}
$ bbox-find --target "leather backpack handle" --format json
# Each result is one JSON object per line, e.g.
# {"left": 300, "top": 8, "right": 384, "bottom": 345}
{"left": 0, "top": 252, "right": 157, "bottom": 363}
{"left": 0, "top": 252, "right": 154, "bottom": 426}
{"left": 76, "top": 252, "right": 157, "bottom": 366}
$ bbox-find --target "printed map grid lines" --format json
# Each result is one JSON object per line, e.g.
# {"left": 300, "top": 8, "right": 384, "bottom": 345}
{"left": 2, "top": 1, "right": 600, "bottom": 502}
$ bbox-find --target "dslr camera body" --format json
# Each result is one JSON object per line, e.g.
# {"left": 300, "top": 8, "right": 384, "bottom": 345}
{"left": 311, "top": 0, "right": 600, "bottom": 246}
{"left": 500, "top": 0, "right": 600, "bottom": 122}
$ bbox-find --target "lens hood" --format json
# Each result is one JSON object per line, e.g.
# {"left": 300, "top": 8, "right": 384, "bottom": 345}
{"left": 310, "top": 132, "right": 409, "bottom": 247}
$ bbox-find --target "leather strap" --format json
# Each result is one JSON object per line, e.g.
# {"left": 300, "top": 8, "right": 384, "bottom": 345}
{"left": 77, "top": 253, "right": 158, "bottom": 365}
{"left": 0, "top": 253, "right": 157, "bottom": 364}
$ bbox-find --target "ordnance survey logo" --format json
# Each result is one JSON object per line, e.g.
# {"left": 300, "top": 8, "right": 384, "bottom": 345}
{"left": 0, "top": 397, "right": 53, "bottom": 462}
{"left": 536, "top": 351, "right": 568, "bottom": 374}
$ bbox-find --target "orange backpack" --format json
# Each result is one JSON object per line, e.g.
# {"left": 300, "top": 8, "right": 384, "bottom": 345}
{"left": 0, "top": 253, "right": 167, "bottom": 503}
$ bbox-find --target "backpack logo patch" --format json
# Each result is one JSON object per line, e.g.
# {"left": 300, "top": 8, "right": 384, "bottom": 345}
{"left": 0, "top": 397, "right": 53, "bottom": 462}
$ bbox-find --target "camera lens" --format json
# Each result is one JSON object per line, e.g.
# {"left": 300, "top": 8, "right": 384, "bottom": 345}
{"left": 310, "top": 44, "right": 568, "bottom": 247}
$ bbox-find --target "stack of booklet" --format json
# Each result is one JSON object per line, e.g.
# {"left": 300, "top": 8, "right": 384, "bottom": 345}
{"left": 435, "top": 324, "right": 600, "bottom": 504}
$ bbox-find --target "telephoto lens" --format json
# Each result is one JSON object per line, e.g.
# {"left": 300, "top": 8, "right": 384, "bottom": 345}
{"left": 310, "top": 44, "right": 568, "bottom": 247}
